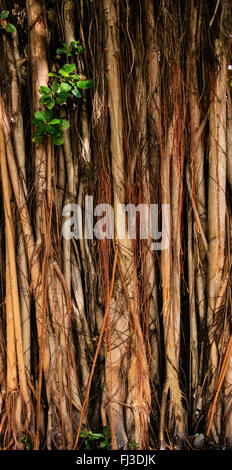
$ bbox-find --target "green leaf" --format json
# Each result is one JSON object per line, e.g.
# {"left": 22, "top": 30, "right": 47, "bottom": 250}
{"left": 52, "top": 81, "right": 59, "bottom": 93}
{"left": 64, "top": 64, "right": 76, "bottom": 73}
{"left": 100, "top": 442, "right": 108, "bottom": 448}
{"left": 71, "top": 74, "right": 81, "bottom": 80}
{"left": 0, "top": 11, "right": 9, "bottom": 20}
{"left": 55, "top": 92, "right": 70, "bottom": 104}
{"left": 32, "top": 118, "right": 45, "bottom": 126}
{"left": 76, "top": 79, "right": 93, "bottom": 90}
{"left": 59, "top": 119, "right": 70, "bottom": 130}
{"left": 34, "top": 126, "right": 46, "bottom": 136}
{"left": 5, "top": 23, "right": 16, "bottom": 33}
{"left": 60, "top": 82, "right": 72, "bottom": 92}
{"left": 56, "top": 48, "right": 68, "bottom": 55}
{"left": 59, "top": 66, "right": 69, "bottom": 73}
{"left": 49, "top": 119, "right": 61, "bottom": 125}
{"left": 46, "top": 125, "right": 56, "bottom": 135}
{"left": 34, "top": 111, "right": 46, "bottom": 123}
{"left": 48, "top": 72, "right": 59, "bottom": 78}
{"left": 45, "top": 108, "right": 53, "bottom": 122}
{"left": 72, "top": 87, "right": 82, "bottom": 98}
{"left": 46, "top": 98, "right": 56, "bottom": 110}
{"left": 91, "top": 433, "right": 104, "bottom": 439}
{"left": 58, "top": 70, "right": 70, "bottom": 78}
{"left": 39, "top": 96, "right": 51, "bottom": 105}
{"left": 51, "top": 134, "right": 64, "bottom": 146}
{"left": 77, "top": 45, "right": 84, "bottom": 55}
{"left": 39, "top": 86, "right": 51, "bottom": 95}
{"left": 32, "top": 135, "right": 44, "bottom": 143}
{"left": 70, "top": 41, "right": 80, "bottom": 46}
{"left": 59, "top": 64, "right": 76, "bottom": 76}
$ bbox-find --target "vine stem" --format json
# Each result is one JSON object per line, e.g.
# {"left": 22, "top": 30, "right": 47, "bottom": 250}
{"left": 206, "top": 333, "right": 232, "bottom": 439}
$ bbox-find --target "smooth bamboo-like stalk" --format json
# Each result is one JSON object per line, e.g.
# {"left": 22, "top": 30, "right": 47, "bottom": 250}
{"left": 0, "top": 96, "right": 31, "bottom": 430}
{"left": 26, "top": 0, "right": 49, "bottom": 242}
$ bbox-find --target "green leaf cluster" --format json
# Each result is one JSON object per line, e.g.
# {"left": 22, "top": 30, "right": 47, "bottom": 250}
{"left": 129, "top": 439, "right": 139, "bottom": 450}
{"left": 33, "top": 44, "right": 93, "bottom": 146}
{"left": 56, "top": 40, "right": 84, "bottom": 57}
{"left": 80, "top": 424, "right": 110, "bottom": 450}
{"left": 0, "top": 11, "right": 16, "bottom": 32}
{"left": 20, "top": 433, "right": 33, "bottom": 451}
{"left": 46, "top": 63, "right": 93, "bottom": 103}
{"left": 32, "top": 109, "right": 69, "bottom": 146}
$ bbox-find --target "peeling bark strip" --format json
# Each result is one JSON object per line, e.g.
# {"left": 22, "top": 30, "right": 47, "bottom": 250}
{"left": 159, "top": 71, "right": 187, "bottom": 447}
{"left": 208, "top": 41, "right": 227, "bottom": 337}
{"left": 0, "top": 96, "right": 31, "bottom": 436}
{"left": 0, "top": 0, "right": 232, "bottom": 450}
{"left": 188, "top": 1, "right": 207, "bottom": 422}
{"left": 207, "top": 39, "right": 228, "bottom": 443}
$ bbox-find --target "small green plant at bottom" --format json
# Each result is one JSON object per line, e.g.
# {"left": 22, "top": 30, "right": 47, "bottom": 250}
{"left": 129, "top": 439, "right": 139, "bottom": 450}
{"left": 20, "top": 432, "right": 33, "bottom": 450}
{"left": 80, "top": 424, "right": 110, "bottom": 450}
{"left": 100, "top": 425, "right": 110, "bottom": 449}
